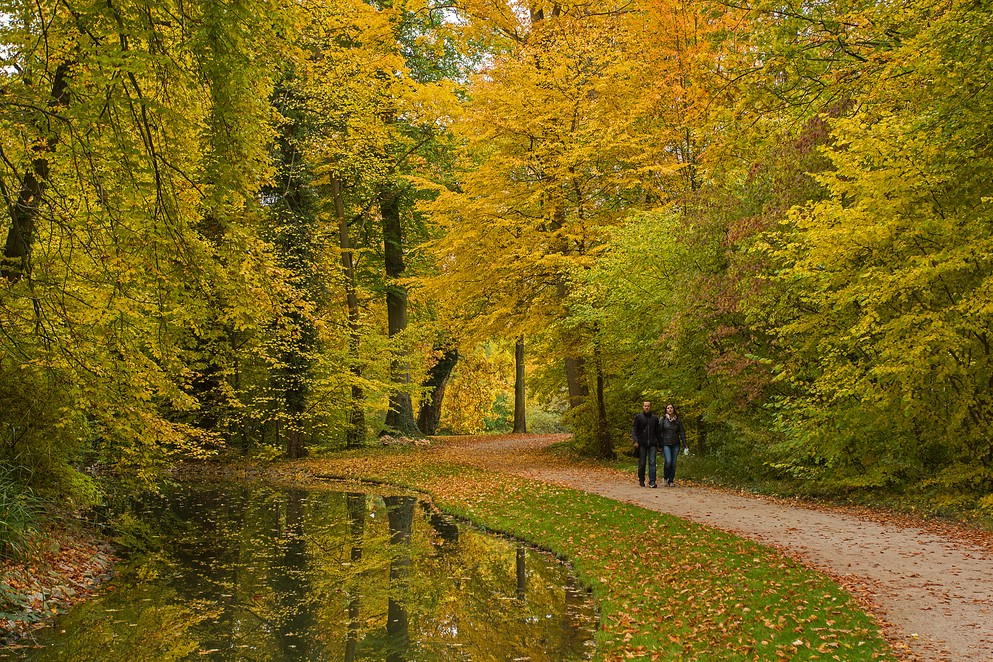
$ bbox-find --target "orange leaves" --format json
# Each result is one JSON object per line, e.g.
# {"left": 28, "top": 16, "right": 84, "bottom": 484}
{"left": 422, "top": 1, "right": 668, "bottom": 347}
{"left": 0, "top": 526, "right": 115, "bottom": 638}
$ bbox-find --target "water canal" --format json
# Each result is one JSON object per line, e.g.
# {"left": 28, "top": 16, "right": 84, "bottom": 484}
{"left": 2, "top": 482, "right": 596, "bottom": 661}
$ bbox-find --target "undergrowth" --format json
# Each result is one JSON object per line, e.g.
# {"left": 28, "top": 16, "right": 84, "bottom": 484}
{"left": 0, "top": 464, "right": 39, "bottom": 561}
{"left": 604, "top": 446, "right": 993, "bottom": 533}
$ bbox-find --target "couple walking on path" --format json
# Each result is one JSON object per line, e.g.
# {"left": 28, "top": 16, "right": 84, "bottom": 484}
{"left": 632, "top": 401, "right": 686, "bottom": 488}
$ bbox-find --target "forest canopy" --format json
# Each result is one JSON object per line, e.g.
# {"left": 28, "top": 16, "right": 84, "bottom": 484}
{"left": 1, "top": 0, "right": 991, "bottom": 517}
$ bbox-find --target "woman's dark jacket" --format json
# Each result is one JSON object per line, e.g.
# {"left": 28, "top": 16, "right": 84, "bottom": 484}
{"left": 660, "top": 416, "right": 686, "bottom": 447}
{"left": 632, "top": 412, "right": 661, "bottom": 447}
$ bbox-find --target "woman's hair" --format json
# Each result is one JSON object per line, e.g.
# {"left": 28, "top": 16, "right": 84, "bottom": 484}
{"left": 665, "top": 403, "right": 678, "bottom": 419}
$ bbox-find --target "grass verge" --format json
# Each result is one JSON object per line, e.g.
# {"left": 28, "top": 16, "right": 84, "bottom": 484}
{"left": 284, "top": 444, "right": 895, "bottom": 661}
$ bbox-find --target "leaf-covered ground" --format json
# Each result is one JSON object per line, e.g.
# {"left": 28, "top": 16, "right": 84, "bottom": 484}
{"left": 275, "top": 435, "right": 898, "bottom": 661}
{"left": 0, "top": 524, "right": 114, "bottom": 645}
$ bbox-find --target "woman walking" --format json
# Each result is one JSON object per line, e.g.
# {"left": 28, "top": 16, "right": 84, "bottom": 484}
{"left": 660, "top": 403, "right": 687, "bottom": 486}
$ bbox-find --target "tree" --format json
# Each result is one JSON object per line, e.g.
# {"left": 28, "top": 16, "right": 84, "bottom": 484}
{"left": 295, "top": 0, "right": 465, "bottom": 441}
{"left": 513, "top": 337, "right": 526, "bottom": 433}
{"left": 332, "top": 176, "right": 368, "bottom": 448}
{"left": 428, "top": 2, "right": 649, "bottom": 456}
{"left": 381, "top": 183, "right": 419, "bottom": 434}
{"left": 417, "top": 346, "right": 459, "bottom": 435}
{"left": 0, "top": 0, "right": 289, "bottom": 494}
{"left": 753, "top": 0, "right": 993, "bottom": 499}
{"left": 263, "top": 76, "right": 322, "bottom": 459}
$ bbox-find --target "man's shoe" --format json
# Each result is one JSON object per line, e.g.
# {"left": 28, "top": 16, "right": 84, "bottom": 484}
{"left": 650, "top": 483, "right": 657, "bottom": 488}
{"left": 639, "top": 482, "right": 645, "bottom": 487}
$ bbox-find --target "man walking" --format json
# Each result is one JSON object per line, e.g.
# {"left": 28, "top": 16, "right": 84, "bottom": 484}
{"left": 632, "top": 401, "right": 661, "bottom": 488}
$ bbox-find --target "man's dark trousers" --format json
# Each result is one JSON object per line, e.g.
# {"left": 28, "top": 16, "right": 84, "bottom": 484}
{"left": 638, "top": 444, "right": 658, "bottom": 486}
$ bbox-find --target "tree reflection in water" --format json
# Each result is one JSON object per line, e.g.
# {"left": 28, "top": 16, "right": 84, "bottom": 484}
{"left": 517, "top": 544, "right": 527, "bottom": 602}
{"left": 385, "top": 496, "right": 414, "bottom": 662}
{"left": 343, "top": 493, "right": 364, "bottom": 662}
{"left": 273, "top": 489, "right": 317, "bottom": 659}
{"left": 1, "top": 483, "right": 596, "bottom": 661}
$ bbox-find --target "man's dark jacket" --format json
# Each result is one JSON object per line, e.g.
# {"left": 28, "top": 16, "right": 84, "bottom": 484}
{"left": 632, "top": 412, "right": 661, "bottom": 448}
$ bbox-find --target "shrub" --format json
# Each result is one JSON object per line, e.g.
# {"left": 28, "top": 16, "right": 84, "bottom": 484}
{"left": 0, "top": 464, "right": 39, "bottom": 560}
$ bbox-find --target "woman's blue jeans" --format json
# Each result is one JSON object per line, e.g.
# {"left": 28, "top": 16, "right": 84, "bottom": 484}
{"left": 662, "top": 444, "right": 680, "bottom": 484}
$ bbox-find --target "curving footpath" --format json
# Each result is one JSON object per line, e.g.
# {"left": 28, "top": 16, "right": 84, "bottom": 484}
{"left": 434, "top": 434, "right": 993, "bottom": 661}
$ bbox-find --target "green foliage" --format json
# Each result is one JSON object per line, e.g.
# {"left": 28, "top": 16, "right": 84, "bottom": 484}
{"left": 0, "top": 0, "right": 990, "bottom": 514}
{"left": 525, "top": 403, "right": 568, "bottom": 434}
{"left": 563, "top": 385, "right": 636, "bottom": 458}
{"left": 0, "top": 463, "right": 39, "bottom": 560}
{"left": 0, "top": 365, "right": 101, "bottom": 506}
{"left": 0, "top": 0, "right": 294, "bottom": 495}
{"left": 551, "top": 0, "right": 993, "bottom": 510}
{"left": 746, "top": 0, "right": 993, "bottom": 502}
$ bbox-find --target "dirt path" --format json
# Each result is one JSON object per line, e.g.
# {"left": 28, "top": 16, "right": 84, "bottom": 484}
{"left": 432, "top": 434, "right": 993, "bottom": 661}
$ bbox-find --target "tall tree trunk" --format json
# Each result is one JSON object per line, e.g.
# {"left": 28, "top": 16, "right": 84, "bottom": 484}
{"left": 2, "top": 62, "right": 71, "bottom": 283}
{"left": 564, "top": 356, "right": 589, "bottom": 409}
{"left": 333, "top": 177, "right": 366, "bottom": 447}
{"left": 3, "top": 162, "right": 47, "bottom": 283}
{"left": 593, "top": 341, "right": 613, "bottom": 459}
{"left": 281, "top": 279, "right": 311, "bottom": 461}
{"left": 416, "top": 348, "right": 458, "bottom": 435}
{"left": 380, "top": 185, "right": 418, "bottom": 435}
{"left": 182, "top": 212, "right": 234, "bottom": 440}
{"left": 283, "top": 351, "right": 308, "bottom": 459}
{"left": 187, "top": 347, "right": 227, "bottom": 432}
{"left": 514, "top": 336, "right": 527, "bottom": 433}
{"left": 696, "top": 414, "right": 707, "bottom": 455}
{"left": 272, "top": 122, "right": 316, "bottom": 460}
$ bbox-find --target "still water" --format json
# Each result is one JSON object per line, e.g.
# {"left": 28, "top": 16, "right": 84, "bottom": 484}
{"left": 4, "top": 482, "right": 596, "bottom": 661}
